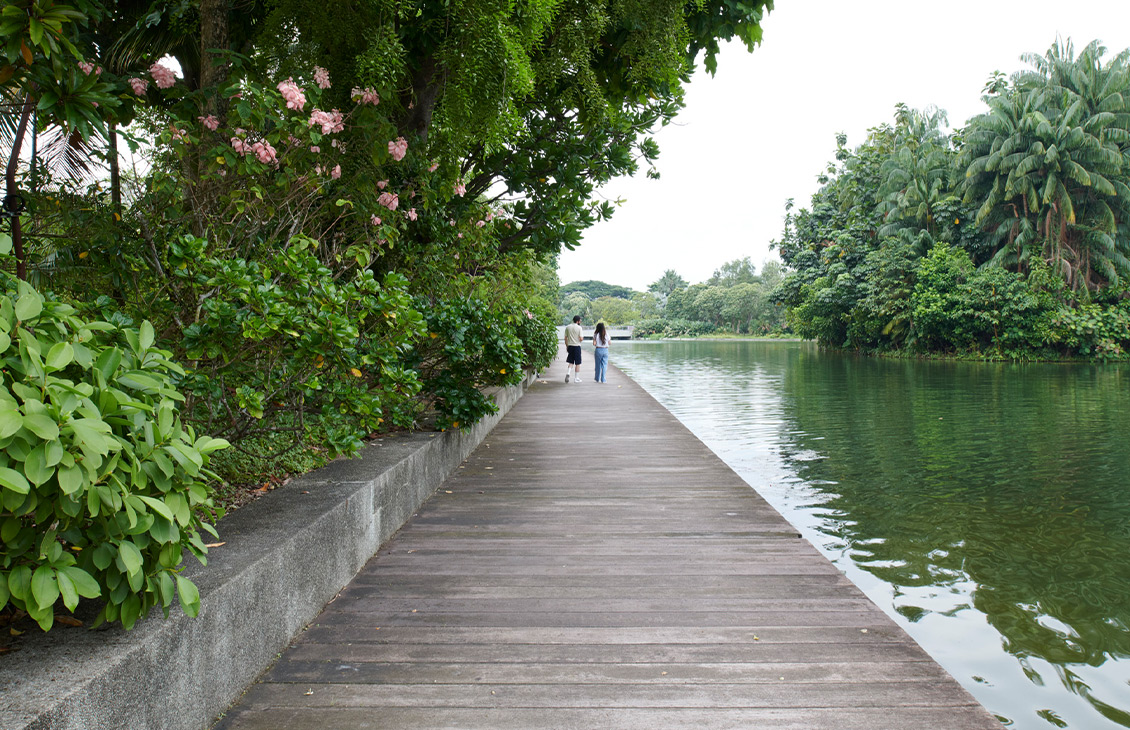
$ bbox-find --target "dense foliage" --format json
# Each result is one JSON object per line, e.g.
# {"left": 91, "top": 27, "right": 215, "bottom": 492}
{"left": 1, "top": 0, "right": 773, "bottom": 628}
{"left": 775, "top": 40, "right": 1130, "bottom": 360}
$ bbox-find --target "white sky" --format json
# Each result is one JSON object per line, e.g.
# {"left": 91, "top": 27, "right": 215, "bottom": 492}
{"left": 557, "top": 0, "right": 1130, "bottom": 292}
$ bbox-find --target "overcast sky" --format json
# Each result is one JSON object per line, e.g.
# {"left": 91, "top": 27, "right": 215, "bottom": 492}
{"left": 557, "top": 1, "right": 1130, "bottom": 292}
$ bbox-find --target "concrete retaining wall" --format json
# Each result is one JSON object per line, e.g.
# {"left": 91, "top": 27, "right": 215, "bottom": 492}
{"left": 0, "top": 375, "right": 533, "bottom": 730}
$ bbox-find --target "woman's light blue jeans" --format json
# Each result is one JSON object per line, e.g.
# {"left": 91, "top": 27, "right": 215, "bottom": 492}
{"left": 594, "top": 347, "right": 609, "bottom": 383}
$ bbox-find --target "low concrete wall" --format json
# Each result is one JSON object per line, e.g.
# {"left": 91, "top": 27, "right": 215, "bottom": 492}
{"left": 0, "top": 375, "right": 533, "bottom": 730}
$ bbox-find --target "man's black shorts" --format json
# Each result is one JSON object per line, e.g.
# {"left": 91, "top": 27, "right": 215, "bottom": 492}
{"left": 566, "top": 345, "right": 583, "bottom": 364}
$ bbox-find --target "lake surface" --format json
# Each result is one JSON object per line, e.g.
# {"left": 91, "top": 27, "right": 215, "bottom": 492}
{"left": 607, "top": 340, "right": 1130, "bottom": 730}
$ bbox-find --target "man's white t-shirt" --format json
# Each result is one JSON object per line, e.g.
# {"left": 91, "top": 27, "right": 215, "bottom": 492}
{"left": 564, "top": 323, "right": 583, "bottom": 346}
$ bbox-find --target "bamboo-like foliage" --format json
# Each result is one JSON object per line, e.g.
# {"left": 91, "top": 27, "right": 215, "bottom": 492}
{"left": 961, "top": 39, "right": 1130, "bottom": 290}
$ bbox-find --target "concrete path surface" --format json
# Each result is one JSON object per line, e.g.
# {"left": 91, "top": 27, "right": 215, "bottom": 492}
{"left": 214, "top": 354, "right": 1002, "bottom": 730}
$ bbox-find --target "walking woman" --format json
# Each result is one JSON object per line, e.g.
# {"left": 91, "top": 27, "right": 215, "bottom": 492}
{"left": 592, "top": 322, "right": 610, "bottom": 383}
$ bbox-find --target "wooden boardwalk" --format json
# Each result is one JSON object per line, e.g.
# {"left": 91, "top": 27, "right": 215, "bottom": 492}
{"left": 215, "top": 355, "right": 1002, "bottom": 730}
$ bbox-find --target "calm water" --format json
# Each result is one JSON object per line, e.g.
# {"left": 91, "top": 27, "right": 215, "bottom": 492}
{"left": 608, "top": 340, "right": 1130, "bottom": 730}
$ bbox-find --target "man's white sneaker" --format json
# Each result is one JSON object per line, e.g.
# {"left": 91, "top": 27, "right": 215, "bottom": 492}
{"left": 574, "top": 377, "right": 582, "bottom": 383}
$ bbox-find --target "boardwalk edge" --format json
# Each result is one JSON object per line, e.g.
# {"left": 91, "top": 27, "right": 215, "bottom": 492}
{"left": 0, "top": 374, "right": 536, "bottom": 730}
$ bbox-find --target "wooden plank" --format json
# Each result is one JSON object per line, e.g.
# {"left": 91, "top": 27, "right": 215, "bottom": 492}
{"left": 213, "top": 352, "right": 1002, "bottom": 730}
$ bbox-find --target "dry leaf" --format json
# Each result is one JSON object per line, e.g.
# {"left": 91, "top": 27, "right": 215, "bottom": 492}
{"left": 204, "top": 542, "right": 226, "bottom": 548}
{"left": 54, "top": 615, "right": 83, "bottom": 627}
{"left": 10, "top": 628, "right": 24, "bottom": 637}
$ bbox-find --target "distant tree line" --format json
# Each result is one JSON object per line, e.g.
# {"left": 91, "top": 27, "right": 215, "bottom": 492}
{"left": 558, "top": 257, "right": 788, "bottom": 336}
{"left": 775, "top": 39, "right": 1130, "bottom": 360}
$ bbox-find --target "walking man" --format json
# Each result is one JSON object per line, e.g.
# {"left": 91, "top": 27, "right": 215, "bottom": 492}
{"left": 564, "top": 315, "right": 583, "bottom": 383}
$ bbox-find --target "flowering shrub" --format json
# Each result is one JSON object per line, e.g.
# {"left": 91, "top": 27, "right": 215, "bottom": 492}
{"left": 0, "top": 274, "right": 225, "bottom": 631}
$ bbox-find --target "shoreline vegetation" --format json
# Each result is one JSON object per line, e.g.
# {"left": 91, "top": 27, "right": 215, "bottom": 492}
{"left": 562, "top": 39, "right": 1130, "bottom": 365}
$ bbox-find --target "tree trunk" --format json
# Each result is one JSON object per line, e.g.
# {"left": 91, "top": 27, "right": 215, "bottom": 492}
{"left": 401, "top": 56, "right": 446, "bottom": 142}
{"left": 108, "top": 122, "right": 121, "bottom": 211}
{"left": 5, "top": 95, "right": 34, "bottom": 281}
{"left": 198, "top": 0, "right": 230, "bottom": 97}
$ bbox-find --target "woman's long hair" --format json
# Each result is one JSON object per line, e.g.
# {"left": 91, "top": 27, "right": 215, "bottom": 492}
{"left": 594, "top": 322, "right": 607, "bottom": 346}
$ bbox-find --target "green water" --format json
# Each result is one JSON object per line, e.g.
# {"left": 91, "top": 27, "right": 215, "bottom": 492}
{"left": 609, "top": 340, "right": 1130, "bottom": 730}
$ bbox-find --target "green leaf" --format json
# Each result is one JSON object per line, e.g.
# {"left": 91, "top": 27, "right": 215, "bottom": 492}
{"left": 137, "top": 495, "right": 174, "bottom": 521}
{"left": 45, "top": 341, "right": 74, "bottom": 370}
{"left": 0, "top": 573, "right": 9, "bottom": 610}
{"left": 139, "top": 320, "right": 155, "bottom": 350}
{"left": 175, "top": 574, "right": 200, "bottom": 617}
{"left": 118, "top": 540, "right": 143, "bottom": 577}
{"left": 56, "top": 569, "right": 79, "bottom": 611}
{"left": 0, "top": 466, "right": 30, "bottom": 495}
{"left": 59, "top": 566, "right": 101, "bottom": 598}
{"left": 23, "top": 445, "right": 53, "bottom": 486}
{"left": 57, "top": 463, "right": 85, "bottom": 495}
{"left": 8, "top": 564, "right": 31, "bottom": 600}
{"left": 0, "top": 232, "right": 12, "bottom": 255}
{"left": 31, "top": 565, "right": 59, "bottom": 611}
{"left": 14, "top": 291, "right": 42, "bottom": 321}
{"left": 23, "top": 413, "right": 59, "bottom": 440}
{"left": 0, "top": 407, "right": 21, "bottom": 438}
{"left": 95, "top": 347, "right": 122, "bottom": 382}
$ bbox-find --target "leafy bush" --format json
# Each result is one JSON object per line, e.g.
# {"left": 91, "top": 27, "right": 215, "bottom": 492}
{"left": 0, "top": 278, "right": 226, "bottom": 631}
{"left": 1053, "top": 301, "right": 1130, "bottom": 360}
{"left": 631, "top": 318, "right": 716, "bottom": 338}
{"left": 514, "top": 309, "right": 557, "bottom": 373}
{"left": 170, "top": 236, "right": 425, "bottom": 455}
{"left": 411, "top": 300, "right": 526, "bottom": 430}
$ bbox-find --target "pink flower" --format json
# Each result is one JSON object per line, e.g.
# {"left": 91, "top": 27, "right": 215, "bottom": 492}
{"left": 485, "top": 211, "right": 494, "bottom": 221}
{"left": 310, "top": 146, "right": 320, "bottom": 153}
{"left": 313, "top": 66, "right": 331, "bottom": 89}
{"left": 150, "top": 62, "right": 176, "bottom": 89}
{"left": 453, "top": 253, "right": 460, "bottom": 259}
{"left": 407, "top": 208, "right": 418, "bottom": 221}
{"left": 251, "top": 140, "right": 277, "bottom": 165}
{"left": 370, "top": 215, "right": 382, "bottom": 226}
{"left": 453, "top": 182, "right": 466, "bottom": 197}
{"left": 277, "top": 78, "right": 306, "bottom": 111}
{"left": 458, "top": 233, "right": 463, "bottom": 239}
{"left": 428, "top": 162, "right": 439, "bottom": 172}
{"left": 388, "top": 137, "right": 408, "bottom": 162}
{"left": 378, "top": 192, "right": 399, "bottom": 211}
{"left": 198, "top": 115, "right": 220, "bottom": 131}
{"left": 78, "top": 60, "right": 95, "bottom": 75}
{"left": 448, "top": 219, "right": 455, "bottom": 226}
{"left": 231, "top": 137, "right": 249, "bottom": 155}
{"left": 309, "top": 109, "right": 344, "bottom": 134}
{"left": 331, "top": 164, "right": 341, "bottom": 179}
{"left": 476, "top": 220, "right": 486, "bottom": 228}
{"left": 351, "top": 87, "right": 380, "bottom": 105}
{"left": 377, "top": 180, "right": 388, "bottom": 190}
{"left": 129, "top": 77, "right": 148, "bottom": 95}
{"left": 525, "top": 309, "right": 534, "bottom": 320}
{"left": 169, "top": 124, "right": 186, "bottom": 142}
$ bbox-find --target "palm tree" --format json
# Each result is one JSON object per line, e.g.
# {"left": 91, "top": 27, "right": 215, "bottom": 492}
{"left": 960, "top": 39, "right": 1130, "bottom": 290}
{"left": 876, "top": 105, "right": 953, "bottom": 244}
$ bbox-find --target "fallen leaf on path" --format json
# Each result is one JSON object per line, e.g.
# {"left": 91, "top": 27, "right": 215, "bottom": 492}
{"left": 204, "top": 542, "right": 226, "bottom": 548}
{"left": 54, "top": 616, "right": 83, "bottom": 627}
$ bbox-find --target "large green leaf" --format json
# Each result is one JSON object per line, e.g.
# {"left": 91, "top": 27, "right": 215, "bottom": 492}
{"left": 30, "top": 566, "right": 59, "bottom": 611}
{"left": 0, "top": 466, "right": 30, "bottom": 494}
{"left": 118, "top": 540, "right": 143, "bottom": 577}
